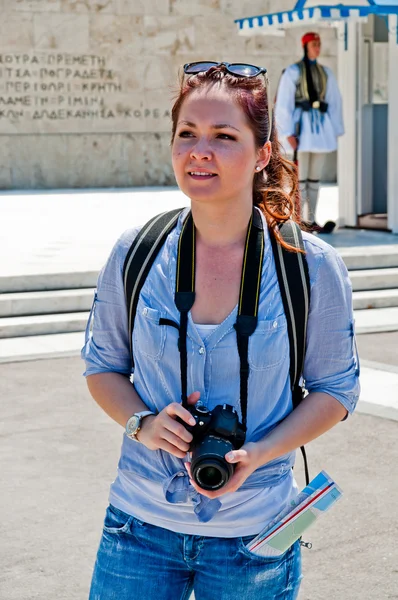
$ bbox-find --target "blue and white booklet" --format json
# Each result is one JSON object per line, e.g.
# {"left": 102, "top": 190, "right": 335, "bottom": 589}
{"left": 246, "top": 471, "right": 343, "bottom": 558}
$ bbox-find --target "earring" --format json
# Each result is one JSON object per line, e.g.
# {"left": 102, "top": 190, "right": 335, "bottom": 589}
{"left": 255, "top": 166, "right": 261, "bottom": 172}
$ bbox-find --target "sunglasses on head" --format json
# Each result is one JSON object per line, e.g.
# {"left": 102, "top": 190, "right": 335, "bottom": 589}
{"left": 183, "top": 61, "right": 272, "bottom": 143}
{"left": 184, "top": 61, "right": 268, "bottom": 79}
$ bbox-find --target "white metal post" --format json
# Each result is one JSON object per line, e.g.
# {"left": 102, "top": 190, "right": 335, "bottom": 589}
{"left": 337, "top": 21, "right": 358, "bottom": 227}
{"left": 388, "top": 14, "right": 398, "bottom": 234}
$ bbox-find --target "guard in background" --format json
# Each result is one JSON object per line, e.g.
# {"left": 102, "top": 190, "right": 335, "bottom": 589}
{"left": 275, "top": 32, "right": 344, "bottom": 232}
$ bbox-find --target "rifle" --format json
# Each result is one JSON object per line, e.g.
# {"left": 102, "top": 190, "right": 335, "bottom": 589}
{"left": 293, "top": 118, "right": 302, "bottom": 217}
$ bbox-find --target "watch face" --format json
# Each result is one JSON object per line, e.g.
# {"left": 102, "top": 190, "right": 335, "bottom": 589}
{"left": 126, "top": 415, "right": 140, "bottom": 435}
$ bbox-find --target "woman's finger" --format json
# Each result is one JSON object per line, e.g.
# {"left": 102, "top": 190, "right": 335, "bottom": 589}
{"left": 187, "top": 391, "right": 201, "bottom": 405}
{"left": 225, "top": 449, "right": 249, "bottom": 464}
{"left": 157, "top": 439, "right": 189, "bottom": 459}
{"left": 165, "top": 402, "right": 196, "bottom": 426}
{"left": 161, "top": 415, "right": 193, "bottom": 444}
{"left": 161, "top": 429, "right": 191, "bottom": 453}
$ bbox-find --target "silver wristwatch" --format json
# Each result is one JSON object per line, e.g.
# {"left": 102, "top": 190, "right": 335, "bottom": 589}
{"left": 125, "top": 410, "right": 156, "bottom": 441}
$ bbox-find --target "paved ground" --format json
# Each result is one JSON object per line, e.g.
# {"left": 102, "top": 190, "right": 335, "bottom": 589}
{"left": 356, "top": 331, "right": 398, "bottom": 368}
{"left": 1, "top": 354, "right": 397, "bottom": 600}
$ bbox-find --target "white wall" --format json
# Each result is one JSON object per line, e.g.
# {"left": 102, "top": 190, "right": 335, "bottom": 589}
{"left": 0, "top": 0, "right": 338, "bottom": 189}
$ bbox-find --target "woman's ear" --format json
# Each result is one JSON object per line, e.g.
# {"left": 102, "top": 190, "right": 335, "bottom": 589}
{"left": 257, "top": 141, "right": 272, "bottom": 171}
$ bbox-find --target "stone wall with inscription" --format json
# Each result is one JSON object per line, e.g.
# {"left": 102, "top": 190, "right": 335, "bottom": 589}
{"left": 0, "top": 0, "right": 338, "bottom": 189}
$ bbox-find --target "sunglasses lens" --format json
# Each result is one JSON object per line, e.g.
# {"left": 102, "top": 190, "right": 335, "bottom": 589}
{"left": 229, "top": 64, "right": 261, "bottom": 77}
{"left": 185, "top": 62, "right": 218, "bottom": 74}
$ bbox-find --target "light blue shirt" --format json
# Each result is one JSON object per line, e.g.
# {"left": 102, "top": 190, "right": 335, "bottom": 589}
{"left": 275, "top": 63, "right": 344, "bottom": 153}
{"left": 82, "top": 208, "right": 359, "bottom": 537}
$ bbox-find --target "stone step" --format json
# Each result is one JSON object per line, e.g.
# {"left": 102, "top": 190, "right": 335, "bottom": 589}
{"left": 352, "top": 289, "right": 398, "bottom": 310}
{"left": 349, "top": 268, "right": 398, "bottom": 291}
{"left": 0, "top": 312, "right": 89, "bottom": 339}
{"left": 0, "top": 271, "right": 98, "bottom": 293}
{"left": 354, "top": 306, "right": 398, "bottom": 334}
{"left": 1, "top": 302, "right": 398, "bottom": 343}
{"left": 0, "top": 331, "right": 85, "bottom": 364}
{"left": 338, "top": 245, "right": 398, "bottom": 270}
{"left": 1, "top": 245, "right": 398, "bottom": 295}
{"left": 0, "top": 307, "right": 397, "bottom": 363}
{"left": 0, "top": 288, "right": 95, "bottom": 317}
{"left": 4, "top": 287, "right": 397, "bottom": 317}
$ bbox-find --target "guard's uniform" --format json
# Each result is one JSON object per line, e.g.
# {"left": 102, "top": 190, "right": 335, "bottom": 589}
{"left": 275, "top": 33, "right": 344, "bottom": 223}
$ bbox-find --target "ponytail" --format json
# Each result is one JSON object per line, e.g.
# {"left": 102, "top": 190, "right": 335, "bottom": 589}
{"left": 254, "top": 117, "right": 303, "bottom": 253}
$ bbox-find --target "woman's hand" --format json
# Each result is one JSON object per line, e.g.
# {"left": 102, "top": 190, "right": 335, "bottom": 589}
{"left": 185, "top": 441, "right": 264, "bottom": 499}
{"left": 136, "top": 392, "right": 200, "bottom": 459}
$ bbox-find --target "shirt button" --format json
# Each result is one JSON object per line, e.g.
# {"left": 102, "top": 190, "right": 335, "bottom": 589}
{"left": 199, "top": 347, "right": 205, "bottom": 355}
{"left": 142, "top": 307, "right": 148, "bottom": 316}
{"left": 273, "top": 320, "right": 278, "bottom": 328}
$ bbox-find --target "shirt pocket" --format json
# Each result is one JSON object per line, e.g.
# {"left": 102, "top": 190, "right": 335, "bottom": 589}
{"left": 248, "top": 314, "right": 288, "bottom": 371}
{"left": 133, "top": 303, "right": 166, "bottom": 360}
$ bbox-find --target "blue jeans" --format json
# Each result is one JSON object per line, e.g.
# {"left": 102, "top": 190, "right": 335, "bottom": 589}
{"left": 89, "top": 505, "right": 302, "bottom": 600}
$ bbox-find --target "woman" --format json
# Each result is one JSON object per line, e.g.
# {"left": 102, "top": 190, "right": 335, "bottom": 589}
{"left": 82, "top": 62, "right": 359, "bottom": 599}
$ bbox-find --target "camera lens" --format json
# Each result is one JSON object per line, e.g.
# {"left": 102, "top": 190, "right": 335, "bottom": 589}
{"left": 195, "top": 460, "right": 230, "bottom": 490}
{"left": 190, "top": 437, "right": 234, "bottom": 491}
{"left": 201, "top": 466, "right": 220, "bottom": 486}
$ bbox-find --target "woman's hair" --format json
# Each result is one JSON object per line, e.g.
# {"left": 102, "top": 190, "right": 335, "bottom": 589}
{"left": 171, "top": 65, "right": 301, "bottom": 253}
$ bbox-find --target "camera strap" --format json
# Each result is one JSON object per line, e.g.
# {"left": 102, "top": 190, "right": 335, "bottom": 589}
{"left": 122, "top": 208, "right": 311, "bottom": 483}
{"left": 175, "top": 209, "right": 264, "bottom": 430}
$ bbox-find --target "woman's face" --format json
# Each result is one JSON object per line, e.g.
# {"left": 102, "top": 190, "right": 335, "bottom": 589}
{"left": 172, "top": 86, "right": 269, "bottom": 208}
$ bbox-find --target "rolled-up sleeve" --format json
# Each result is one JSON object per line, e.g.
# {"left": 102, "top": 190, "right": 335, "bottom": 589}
{"left": 81, "top": 228, "right": 140, "bottom": 377}
{"left": 303, "top": 242, "right": 360, "bottom": 414}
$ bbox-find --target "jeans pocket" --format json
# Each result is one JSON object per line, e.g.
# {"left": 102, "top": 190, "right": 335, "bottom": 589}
{"left": 237, "top": 535, "right": 292, "bottom": 563}
{"left": 103, "top": 505, "right": 134, "bottom": 534}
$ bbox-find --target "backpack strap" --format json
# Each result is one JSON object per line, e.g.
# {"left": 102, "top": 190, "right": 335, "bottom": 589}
{"left": 123, "top": 211, "right": 310, "bottom": 395}
{"left": 269, "top": 220, "right": 311, "bottom": 484}
{"left": 123, "top": 208, "right": 184, "bottom": 371}
{"left": 270, "top": 221, "right": 310, "bottom": 400}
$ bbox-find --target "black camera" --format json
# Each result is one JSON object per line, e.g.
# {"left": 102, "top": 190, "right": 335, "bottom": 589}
{"left": 181, "top": 402, "right": 246, "bottom": 491}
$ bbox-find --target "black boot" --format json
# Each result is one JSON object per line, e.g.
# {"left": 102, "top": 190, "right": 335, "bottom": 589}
{"left": 319, "top": 221, "right": 336, "bottom": 234}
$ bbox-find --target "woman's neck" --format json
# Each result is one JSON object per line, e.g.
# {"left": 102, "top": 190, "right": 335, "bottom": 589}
{"left": 191, "top": 201, "right": 253, "bottom": 249}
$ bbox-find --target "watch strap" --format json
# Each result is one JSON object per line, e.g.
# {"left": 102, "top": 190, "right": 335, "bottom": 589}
{"left": 125, "top": 410, "right": 156, "bottom": 441}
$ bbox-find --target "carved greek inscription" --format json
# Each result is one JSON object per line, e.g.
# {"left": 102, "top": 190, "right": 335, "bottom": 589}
{"left": 0, "top": 52, "right": 171, "bottom": 133}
